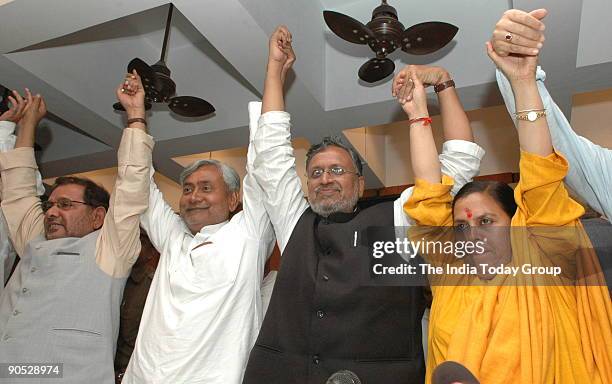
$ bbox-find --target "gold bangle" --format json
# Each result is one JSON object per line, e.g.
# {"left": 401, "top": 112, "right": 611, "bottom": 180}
{"left": 515, "top": 109, "right": 546, "bottom": 122}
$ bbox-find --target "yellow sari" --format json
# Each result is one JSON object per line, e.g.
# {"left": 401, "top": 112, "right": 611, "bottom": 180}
{"left": 404, "top": 151, "right": 612, "bottom": 383}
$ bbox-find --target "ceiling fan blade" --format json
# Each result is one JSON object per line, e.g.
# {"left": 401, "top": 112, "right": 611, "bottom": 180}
{"left": 358, "top": 58, "right": 395, "bottom": 83}
{"left": 127, "top": 58, "right": 155, "bottom": 79}
{"left": 127, "top": 58, "right": 160, "bottom": 96}
{"left": 113, "top": 101, "right": 152, "bottom": 112}
{"left": 323, "top": 10, "right": 375, "bottom": 45}
{"left": 168, "top": 96, "right": 215, "bottom": 117}
{"left": 401, "top": 22, "right": 458, "bottom": 55}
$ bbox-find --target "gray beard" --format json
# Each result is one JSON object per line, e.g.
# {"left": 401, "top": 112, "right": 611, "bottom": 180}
{"left": 310, "top": 189, "right": 359, "bottom": 217}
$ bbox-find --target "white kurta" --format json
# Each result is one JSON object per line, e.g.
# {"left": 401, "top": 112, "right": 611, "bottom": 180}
{"left": 123, "top": 105, "right": 275, "bottom": 384}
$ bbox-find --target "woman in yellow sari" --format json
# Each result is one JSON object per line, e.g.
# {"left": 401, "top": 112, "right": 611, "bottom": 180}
{"left": 394, "top": 40, "right": 612, "bottom": 383}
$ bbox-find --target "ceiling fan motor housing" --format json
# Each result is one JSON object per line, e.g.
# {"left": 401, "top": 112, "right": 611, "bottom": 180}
{"left": 366, "top": 2, "right": 404, "bottom": 57}
{"left": 149, "top": 61, "right": 176, "bottom": 102}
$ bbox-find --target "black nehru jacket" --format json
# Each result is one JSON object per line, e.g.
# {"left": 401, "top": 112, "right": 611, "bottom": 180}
{"left": 243, "top": 201, "right": 426, "bottom": 384}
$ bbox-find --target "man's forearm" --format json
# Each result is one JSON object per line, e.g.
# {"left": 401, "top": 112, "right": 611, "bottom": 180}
{"left": 95, "top": 128, "right": 153, "bottom": 277}
{"left": 262, "top": 62, "right": 286, "bottom": 113}
{"left": 437, "top": 70, "right": 473, "bottom": 142}
{"left": 0, "top": 148, "right": 45, "bottom": 255}
{"left": 14, "top": 122, "right": 35, "bottom": 148}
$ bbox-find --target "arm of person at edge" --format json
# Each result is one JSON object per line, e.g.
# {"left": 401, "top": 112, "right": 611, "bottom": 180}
{"left": 392, "top": 65, "right": 485, "bottom": 227}
{"left": 493, "top": 8, "right": 612, "bottom": 222}
{"left": 0, "top": 91, "right": 47, "bottom": 257}
{"left": 251, "top": 25, "right": 309, "bottom": 253}
{"left": 0, "top": 89, "right": 44, "bottom": 287}
{"left": 93, "top": 70, "right": 154, "bottom": 277}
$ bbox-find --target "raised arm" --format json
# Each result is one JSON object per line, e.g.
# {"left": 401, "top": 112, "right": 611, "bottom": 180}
{"left": 487, "top": 42, "right": 551, "bottom": 156}
{"left": 493, "top": 9, "right": 612, "bottom": 221}
{"left": 393, "top": 65, "right": 484, "bottom": 204}
{"left": 242, "top": 102, "right": 275, "bottom": 251}
{"left": 252, "top": 26, "right": 308, "bottom": 252}
{"left": 487, "top": 19, "right": 583, "bottom": 225}
{"left": 397, "top": 73, "right": 454, "bottom": 227}
{"left": 262, "top": 25, "right": 294, "bottom": 114}
{"left": 396, "top": 72, "right": 441, "bottom": 184}
{"left": 0, "top": 92, "right": 47, "bottom": 256}
{"left": 393, "top": 65, "right": 472, "bottom": 142}
{"left": 94, "top": 71, "right": 154, "bottom": 277}
{"left": 0, "top": 89, "right": 47, "bottom": 287}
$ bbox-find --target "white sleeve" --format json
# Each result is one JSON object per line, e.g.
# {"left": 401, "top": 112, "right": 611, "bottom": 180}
{"left": 439, "top": 139, "right": 485, "bottom": 196}
{"left": 242, "top": 103, "right": 276, "bottom": 265}
{"left": 251, "top": 104, "right": 309, "bottom": 253}
{"left": 140, "top": 171, "right": 185, "bottom": 255}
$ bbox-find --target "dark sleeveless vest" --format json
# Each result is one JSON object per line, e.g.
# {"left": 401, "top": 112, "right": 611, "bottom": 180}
{"left": 244, "top": 201, "right": 425, "bottom": 384}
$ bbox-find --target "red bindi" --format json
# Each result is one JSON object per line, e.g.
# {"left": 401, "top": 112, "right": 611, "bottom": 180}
{"left": 465, "top": 208, "right": 473, "bottom": 219}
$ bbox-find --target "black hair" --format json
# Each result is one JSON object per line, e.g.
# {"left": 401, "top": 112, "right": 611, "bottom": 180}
{"left": 452, "top": 181, "right": 517, "bottom": 219}
{"left": 306, "top": 136, "right": 363, "bottom": 175}
{"left": 50, "top": 176, "right": 110, "bottom": 211}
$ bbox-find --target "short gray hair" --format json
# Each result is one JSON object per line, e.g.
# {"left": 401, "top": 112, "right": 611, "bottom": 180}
{"left": 306, "top": 136, "right": 363, "bottom": 175}
{"left": 179, "top": 159, "right": 240, "bottom": 193}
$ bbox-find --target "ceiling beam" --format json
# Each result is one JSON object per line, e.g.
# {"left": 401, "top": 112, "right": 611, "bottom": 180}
{"left": 171, "top": 0, "right": 270, "bottom": 94}
{"left": 0, "top": 0, "right": 169, "bottom": 53}
{"left": 0, "top": 55, "right": 122, "bottom": 147}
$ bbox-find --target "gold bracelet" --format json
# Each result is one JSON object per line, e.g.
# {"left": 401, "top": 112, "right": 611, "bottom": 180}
{"left": 515, "top": 109, "right": 546, "bottom": 122}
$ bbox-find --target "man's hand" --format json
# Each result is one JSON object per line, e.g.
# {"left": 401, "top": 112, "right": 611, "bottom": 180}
{"left": 0, "top": 89, "right": 29, "bottom": 123}
{"left": 19, "top": 92, "right": 46, "bottom": 129}
{"left": 392, "top": 65, "right": 449, "bottom": 103}
{"left": 15, "top": 91, "right": 46, "bottom": 148}
{"left": 267, "top": 25, "right": 296, "bottom": 84}
{"left": 116, "top": 70, "right": 146, "bottom": 121}
{"left": 492, "top": 9, "right": 547, "bottom": 57}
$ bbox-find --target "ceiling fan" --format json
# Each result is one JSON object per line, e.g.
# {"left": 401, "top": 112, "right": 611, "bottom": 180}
{"left": 324, "top": 0, "right": 458, "bottom": 83}
{"left": 113, "top": 4, "right": 215, "bottom": 117}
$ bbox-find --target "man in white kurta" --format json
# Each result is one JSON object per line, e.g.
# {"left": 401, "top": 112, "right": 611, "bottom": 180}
{"left": 122, "top": 105, "right": 275, "bottom": 383}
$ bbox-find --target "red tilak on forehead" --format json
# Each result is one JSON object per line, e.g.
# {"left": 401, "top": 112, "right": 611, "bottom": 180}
{"left": 465, "top": 208, "right": 473, "bottom": 218}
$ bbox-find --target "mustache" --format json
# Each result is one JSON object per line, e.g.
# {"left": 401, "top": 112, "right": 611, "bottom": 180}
{"left": 44, "top": 218, "right": 64, "bottom": 228}
{"left": 315, "top": 184, "right": 341, "bottom": 193}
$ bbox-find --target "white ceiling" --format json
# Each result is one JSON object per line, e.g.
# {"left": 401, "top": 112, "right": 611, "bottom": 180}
{"left": 0, "top": 0, "right": 610, "bottom": 188}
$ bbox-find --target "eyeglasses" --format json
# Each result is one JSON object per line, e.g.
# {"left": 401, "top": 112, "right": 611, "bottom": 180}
{"left": 308, "top": 166, "right": 360, "bottom": 179}
{"left": 41, "top": 198, "right": 91, "bottom": 213}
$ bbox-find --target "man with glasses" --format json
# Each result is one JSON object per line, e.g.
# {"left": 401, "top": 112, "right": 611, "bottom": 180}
{"left": 243, "top": 26, "right": 485, "bottom": 383}
{"left": 121, "top": 66, "right": 275, "bottom": 383}
{"left": 0, "top": 74, "right": 152, "bottom": 383}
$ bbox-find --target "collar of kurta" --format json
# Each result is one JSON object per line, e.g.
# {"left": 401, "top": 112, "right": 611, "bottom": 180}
{"left": 195, "top": 219, "right": 229, "bottom": 237}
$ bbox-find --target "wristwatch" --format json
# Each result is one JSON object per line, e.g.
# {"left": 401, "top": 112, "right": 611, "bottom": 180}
{"left": 515, "top": 109, "right": 546, "bottom": 122}
{"left": 434, "top": 79, "right": 455, "bottom": 93}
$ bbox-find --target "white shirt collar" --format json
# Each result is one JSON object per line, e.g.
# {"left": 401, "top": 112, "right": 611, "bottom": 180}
{"left": 196, "top": 219, "right": 229, "bottom": 238}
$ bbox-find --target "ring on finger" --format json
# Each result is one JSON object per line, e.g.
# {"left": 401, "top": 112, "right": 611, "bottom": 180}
{"left": 505, "top": 33, "right": 513, "bottom": 42}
